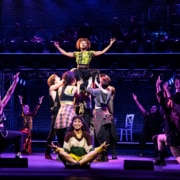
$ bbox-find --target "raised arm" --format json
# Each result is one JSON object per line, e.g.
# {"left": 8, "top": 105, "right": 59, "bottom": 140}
{"left": 87, "top": 77, "right": 93, "bottom": 90}
{"left": 54, "top": 41, "right": 74, "bottom": 58}
{"left": 49, "top": 79, "right": 64, "bottom": 92}
{"left": 38, "top": 96, "right": 44, "bottom": 105}
{"left": 156, "top": 75, "right": 162, "bottom": 103}
{"left": 94, "top": 77, "right": 107, "bottom": 93}
{"left": 18, "top": 95, "right": 23, "bottom": 105}
{"left": 1, "top": 72, "right": 20, "bottom": 108}
{"left": 132, "top": 93, "right": 146, "bottom": 115}
{"left": 93, "top": 38, "right": 116, "bottom": 56}
{"left": 108, "top": 86, "right": 115, "bottom": 114}
{"left": 76, "top": 79, "right": 83, "bottom": 95}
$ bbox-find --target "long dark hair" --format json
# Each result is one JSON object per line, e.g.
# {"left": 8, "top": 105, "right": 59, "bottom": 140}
{"left": 67, "top": 116, "right": 90, "bottom": 133}
{"left": 59, "top": 71, "right": 76, "bottom": 100}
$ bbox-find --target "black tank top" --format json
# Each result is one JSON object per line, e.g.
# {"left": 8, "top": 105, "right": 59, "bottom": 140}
{"left": 60, "top": 88, "right": 74, "bottom": 102}
{"left": 49, "top": 91, "right": 60, "bottom": 112}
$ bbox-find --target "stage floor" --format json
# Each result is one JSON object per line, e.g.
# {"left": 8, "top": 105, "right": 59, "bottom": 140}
{"left": 0, "top": 151, "right": 180, "bottom": 180}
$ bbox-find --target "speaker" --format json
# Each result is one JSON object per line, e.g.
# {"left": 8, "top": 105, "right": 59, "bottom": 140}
{"left": 124, "top": 160, "right": 154, "bottom": 170}
{"left": 0, "top": 158, "right": 28, "bottom": 168}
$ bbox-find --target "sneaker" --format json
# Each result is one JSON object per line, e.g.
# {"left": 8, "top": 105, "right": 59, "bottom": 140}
{"left": 15, "top": 153, "right": 23, "bottom": 159}
{"left": 56, "top": 155, "right": 61, "bottom": 161}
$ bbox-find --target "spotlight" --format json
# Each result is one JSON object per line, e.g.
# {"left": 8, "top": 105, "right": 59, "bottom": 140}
{"left": 7, "top": 40, "right": 18, "bottom": 52}
{"left": 31, "top": 39, "right": 45, "bottom": 52}
{"left": 116, "top": 40, "right": 125, "bottom": 52}
{"left": 143, "top": 40, "right": 153, "bottom": 52}
{"left": 19, "top": 78, "right": 27, "bottom": 86}
{"left": 154, "top": 39, "right": 168, "bottom": 52}
{"left": 21, "top": 40, "right": 32, "bottom": 52}
{"left": 129, "top": 40, "right": 139, "bottom": 52}
{"left": 168, "top": 78, "right": 174, "bottom": 85}
{"left": 19, "top": 79, "right": 23, "bottom": 84}
{"left": 171, "top": 39, "right": 180, "bottom": 52}
{"left": 46, "top": 40, "right": 57, "bottom": 53}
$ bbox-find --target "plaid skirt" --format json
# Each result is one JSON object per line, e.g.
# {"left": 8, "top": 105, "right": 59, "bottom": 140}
{"left": 55, "top": 104, "right": 76, "bottom": 129}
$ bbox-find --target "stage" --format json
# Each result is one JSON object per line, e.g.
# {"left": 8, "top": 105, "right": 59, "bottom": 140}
{"left": 0, "top": 146, "right": 180, "bottom": 180}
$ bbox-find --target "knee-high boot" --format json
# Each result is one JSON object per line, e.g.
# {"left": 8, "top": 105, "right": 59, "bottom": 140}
{"left": 154, "top": 150, "right": 166, "bottom": 166}
{"left": 152, "top": 135, "right": 159, "bottom": 157}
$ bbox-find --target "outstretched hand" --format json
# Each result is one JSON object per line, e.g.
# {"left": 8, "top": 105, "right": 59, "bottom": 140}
{"left": 13, "top": 72, "right": 20, "bottom": 82}
{"left": 18, "top": 95, "right": 23, "bottom": 104}
{"left": 110, "top": 38, "right": 116, "bottom": 45}
{"left": 100, "top": 141, "right": 109, "bottom": 151}
{"left": 87, "top": 77, "right": 93, "bottom": 88}
{"left": 132, "top": 93, "right": 137, "bottom": 100}
{"left": 39, "top": 96, "right": 44, "bottom": 104}
{"left": 156, "top": 75, "right": 162, "bottom": 87}
{"left": 48, "top": 142, "right": 59, "bottom": 150}
{"left": 53, "top": 41, "right": 59, "bottom": 48}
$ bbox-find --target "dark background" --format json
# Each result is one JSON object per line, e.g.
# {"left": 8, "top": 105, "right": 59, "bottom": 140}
{"left": 1, "top": 0, "right": 180, "bottom": 142}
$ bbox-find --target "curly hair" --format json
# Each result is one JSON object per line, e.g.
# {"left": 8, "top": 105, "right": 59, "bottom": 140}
{"left": 76, "top": 38, "right": 91, "bottom": 50}
{"left": 47, "top": 74, "right": 58, "bottom": 86}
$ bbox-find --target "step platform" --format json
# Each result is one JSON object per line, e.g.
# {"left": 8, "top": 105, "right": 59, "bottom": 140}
{"left": 124, "top": 160, "right": 154, "bottom": 170}
{"left": 0, "top": 158, "right": 28, "bottom": 168}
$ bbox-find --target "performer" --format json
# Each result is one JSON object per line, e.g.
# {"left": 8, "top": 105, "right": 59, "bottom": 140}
{"left": 18, "top": 95, "right": 44, "bottom": 154}
{"left": 87, "top": 75, "right": 114, "bottom": 161}
{"left": 54, "top": 37, "right": 116, "bottom": 88}
{"left": 54, "top": 71, "right": 82, "bottom": 148}
{"left": 156, "top": 76, "right": 180, "bottom": 165}
{"left": 50, "top": 116, "right": 109, "bottom": 168}
{"left": 0, "top": 72, "right": 24, "bottom": 158}
{"left": 45, "top": 73, "right": 64, "bottom": 159}
{"left": 132, "top": 93, "right": 164, "bottom": 157}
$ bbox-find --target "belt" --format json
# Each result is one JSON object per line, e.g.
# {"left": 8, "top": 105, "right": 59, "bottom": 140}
{"left": 77, "top": 64, "right": 89, "bottom": 69}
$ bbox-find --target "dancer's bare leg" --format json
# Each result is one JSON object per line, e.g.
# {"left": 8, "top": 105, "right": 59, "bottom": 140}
{"left": 157, "top": 134, "right": 167, "bottom": 150}
{"left": 78, "top": 150, "right": 98, "bottom": 165}
{"left": 49, "top": 142, "right": 77, "bottom": 163}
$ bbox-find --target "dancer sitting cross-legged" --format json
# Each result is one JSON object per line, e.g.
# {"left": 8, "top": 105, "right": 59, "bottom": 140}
{"left": 49, "top": 116, "right": 109, "bottom": 168}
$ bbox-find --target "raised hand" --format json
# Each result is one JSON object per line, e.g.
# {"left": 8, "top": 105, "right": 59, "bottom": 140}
{"left": 110, "top": 38, "right": 116, "bottom": 45}
{"left": 53, "top": 41, "right": 59, "bottom": 48}
{"left": 100, "top": 141, "right": 109, "bottom": 151}
{"left": 18, "top": 95, "right": 23, "bottom": 104}
{"left": 132, "top": 93, "right": 137, "bottom": 100}
{"left": 39, "top": 96, "right": 44, "bottom": 104}
{"left": 13, "top": 72, "right": 20, "bottom": 82}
